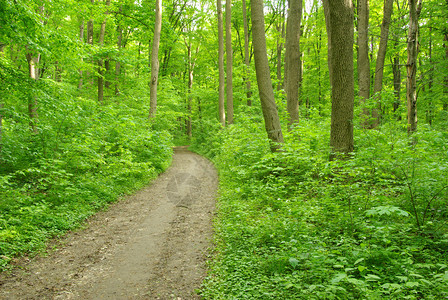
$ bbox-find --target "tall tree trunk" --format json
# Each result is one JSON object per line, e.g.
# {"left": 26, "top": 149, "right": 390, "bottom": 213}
{"left": 285, "top": 0, "right": 302, "bottom": 127}
{"left": 26, "top": 51, "right": 40, "bottom": 134}
{"left": 218, "top": 0, "right": 226, "bottom": 126}
{"left": 104, "top": 59, "right": 110, "bottom": 89}
{"left": 225, "top": 0, "right": 234, "bottom": 124}
{"left": 97, "top": 0, "right": 110, "bottom": 104}
{"left": 392, "top": 39, "right": 401, "bottom": 114}
{"left": 87, "top": 0, "right": 94, "bottom": 86}
{"left": 78, "top": 20, "right": 85, "bottom": 89}
{"left": 149, "top": 0, "right": 162, "bottom": 119}
{"left": 323, "top": 0, "right": 354, "bottom": 157}
{"left": 25, "top": 6, "right": 44, "bottom": 134}
{"left": 406, "top": 0, "right": 422, "bottom": 134}
{"left": 276, "top": 1, "right": 285, "bottom": 92}
{"left": 115, "top": 5, "right": 123, "bottom": 96}
{"left": 314, "top": 2, "right": 323, "bottom": 115}
{"left": 357, "top": 0, "right": 370, "bottom": 127}
{"left": 251, "top": 0, "right": 284, "bottom": 152}
{"left": 427, "top": 22, "right": 433, "bottom": 124}
{"left": 444, "top": 1, "right": 448, "bottom": 111}
{"left": 54, "top": 61, "right": 62, "bottom": 82}
{"left": 371, "top": 0, "right": 394, "bottom": 127}
{"left": 242, "top": 0, "right": 252, "bottom": 105}
{"left": 185, "top": 41, "right": 195, "bottom": 138}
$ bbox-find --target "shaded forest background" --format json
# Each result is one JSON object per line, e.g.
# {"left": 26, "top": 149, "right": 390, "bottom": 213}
{"left": 1, "top": 0, "right": 448, "bottom": 298}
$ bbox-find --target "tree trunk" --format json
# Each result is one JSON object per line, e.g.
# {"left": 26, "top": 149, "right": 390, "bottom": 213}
{"left": 115, "top": 5, "right": 123, "bottom": 96}
{"left": 218, "top": 0, "right": 226, "bottom": 126}
{"left": 26, "top": 51, "right": 40, "bottom": 134}
{"left": 444, "top": 1, "right": 448, "bottom": 111}
{"left": 357, "top": 0, "right": 370, "bottom": 127}
{"left": 427, "top": 22, "right": 433, "bottom": 124}
{"left": 242, "top": 0, "right": 252, "bottom": 105}
{"left": 25, "top": 6, "right": 44, "bottom": 134}
{"left": 251, "top": 0, "right": 284, "bottom": 152}
{"left": 406, "top": 0, "right": 422, "bottom": 134}
{"left": 104, "top": 59, "right": 110, "bottom": 89}
{"left": 78, "top": 20, "right": 84, "bottom": 89}
{"left": 276, "top": 1, "right": 285, "bottom": 92}
{"left": 149, "top": 0, "right": 162, "bottom": 119}
{"left": 285, "top": 0, "right": 302, "bottom": 127}
{"left": 54, "top": 61, "right": 62, "bottom": 82}
{"left": 225, "top": 0, "right": 234, "bottom": 124}
{"left": 323, "top": 0, "right": 354, "bottom": 157}
{"left": 371, "top": 0, "right": 394, "bottom": 127}
{"left": 392, "top": 40, "right": 401, "bottom": 114}
{"left": 97, "top": 0, "right": 110, "bottom": 104}
{"left": 185, "top": 41, "right": 195, "bottom": 138}
{"left": 87, "top": 0, "right": 94, "bottom": 86}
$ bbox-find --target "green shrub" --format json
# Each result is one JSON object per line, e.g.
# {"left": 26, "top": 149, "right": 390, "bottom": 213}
{"left": 194, "top": 116, "right": 448, "bottom": 299}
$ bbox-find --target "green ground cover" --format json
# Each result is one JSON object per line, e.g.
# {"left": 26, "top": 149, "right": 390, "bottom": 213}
{"left": 0, "top": 78, "right": 175, "bottom": 270}
{"left": 193, "top": 114, "right": 448, "bottom": 299}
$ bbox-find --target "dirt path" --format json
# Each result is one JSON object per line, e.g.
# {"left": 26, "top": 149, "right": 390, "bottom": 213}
{"left": 0, "top": 147, "right": 218, "bottom": 299}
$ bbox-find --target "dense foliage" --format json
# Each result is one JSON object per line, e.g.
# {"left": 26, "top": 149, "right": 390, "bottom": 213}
{"left": 1, "top": 0, "right": 448, "bottom": 298}
{"left": 192, "top": 113, "right": 448, "bottom": 298}
{"left": 0, "top": 0, "right": 198, "bottom": 270}
{"left": 0, "top": 71, "right": 174, "bottom": 270}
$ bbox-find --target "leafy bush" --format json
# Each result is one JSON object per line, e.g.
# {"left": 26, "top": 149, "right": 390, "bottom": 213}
{"left": 194, "top": 116, "right": 448, "bottom": 299}
{"left": 0, "top": 80, "right": 173, "bottom": 270}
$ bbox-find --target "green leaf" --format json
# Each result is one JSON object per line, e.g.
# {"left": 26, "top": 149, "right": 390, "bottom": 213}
{"left": 331, "top": 273, "right": 347, "bottom": 284}
{"left": 365, "top": 274, "right": 381, "bottom": 281}
{"left": 405, "top": 281, "right": 419, "bottom": 287}
{"left": 358, "top": 266, "right": 367, "bottom": 272}
{"left": 288, "top": 257, "right": 299, "bottom": 269}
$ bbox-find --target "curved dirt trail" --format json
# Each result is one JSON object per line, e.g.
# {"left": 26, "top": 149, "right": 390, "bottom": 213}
{"left": 0, "top": 147, "right": 217, "bottom": 299}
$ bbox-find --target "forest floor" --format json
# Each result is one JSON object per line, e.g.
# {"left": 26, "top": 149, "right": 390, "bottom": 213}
{"left": 0, "top": 146, "right": 218, "bottom": 299}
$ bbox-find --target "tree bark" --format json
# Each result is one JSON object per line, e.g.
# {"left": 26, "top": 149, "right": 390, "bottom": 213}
{"left": 392, "top": 39, "right": 401, "bottom": 114}
{"left": 185, "top": 41, "right": 196, "bottom": 138}
{"left": 25, "top": 5, "right": 44, "bottom": 134}
{"left": 242, "top": 0, "right": 252, "bottom": 105}
{"left": 276, "top": 0, "right": 285, "bottom": 92}
{"left": 251, "top": 0, "right": 284, "bottom": 152}
{"left": 54, "top": 61, "right": 62, "bottom": 82}
{"left": 323, "top": 0, "right": 354, "bottom": 157}
{"left": 285, "top": 0, "right": 302, "bottom": 127}
{"left": 115, "top": 5, "right": 123, "bottom": 96}
{"left": 371, "top": 0, "right": 394, "bottom": 127}
{"left": 406, "top": 0, "right": 422, "bottom": 134}
{"left": 218, "top": 0, "right": 226, "bottom": 126}
{"left": 87, "top": 0, "right": 94, "bottom": 86}
{"left": 97, "top": 0, "right": 110, "bottom": 104}
{"left": 444, "top": 0, "right": 448, "bottom": 111}
{"left": 357, "top": 0, "right": 370, "bottom": 127}
{"left": 225, "top": 0, "right": 234, "bottom": 124}
{"left": 104, "top": 59, "right": 110, "bottom": 89}
{"left": 427, "top": 21, "right": 433, "bottom": 124}
{"left": 149, "top": 0, "right": 162, "bottom": 119}
{"left": 26, "top": 51, "right": 40, "bottom": 134}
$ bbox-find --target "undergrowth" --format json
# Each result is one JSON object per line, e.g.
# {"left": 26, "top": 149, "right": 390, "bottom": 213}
{"left": 192, "top": 115, "right": 448, "bottom": 299}
{"left": 0, "top": 79, "right": 175, "bottom": 271}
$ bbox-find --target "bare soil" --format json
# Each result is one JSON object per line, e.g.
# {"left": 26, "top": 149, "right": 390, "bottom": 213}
{"left": 0, "top": 147, "right": 218, "bottom": 299}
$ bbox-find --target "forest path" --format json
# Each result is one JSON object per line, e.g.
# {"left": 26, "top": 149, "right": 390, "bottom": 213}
{"left": 0, "top": 147, "right": 218, "bottom": 299}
